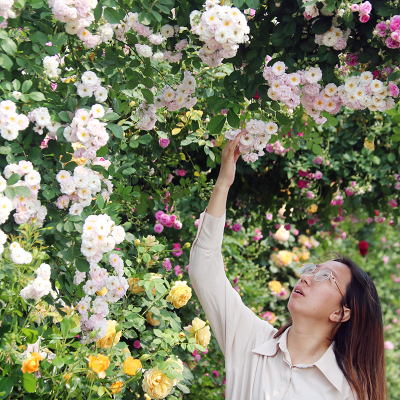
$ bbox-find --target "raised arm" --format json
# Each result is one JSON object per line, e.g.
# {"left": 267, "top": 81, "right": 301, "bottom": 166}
{"left": 189, "top": 132, "right": 275, "bottom": 372}
{"left": 206, "top": 130, "right": 244, "bottom": 218}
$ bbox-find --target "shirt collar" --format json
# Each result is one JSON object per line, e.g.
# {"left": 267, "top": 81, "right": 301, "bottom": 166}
{"left": 251, "top": 327, "right": 344, "bottom": 394}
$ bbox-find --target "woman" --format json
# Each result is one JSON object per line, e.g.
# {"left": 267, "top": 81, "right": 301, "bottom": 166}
{"left": 188, "top": 132, "right": 387, "bottom": 400}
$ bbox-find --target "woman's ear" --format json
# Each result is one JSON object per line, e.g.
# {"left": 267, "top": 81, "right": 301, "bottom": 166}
{"left": 329, "top": 306, "right": 351, "bottom": 323}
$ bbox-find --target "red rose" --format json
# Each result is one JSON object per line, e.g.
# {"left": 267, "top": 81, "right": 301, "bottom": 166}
{"left": 253, "top": 90, "right": 260, "bottom": 100}
{"left": 374, "top": 210, "right": 380, "bottom": 216}
{"left": 359, "top": 240, "right": 369, "bottom": 256}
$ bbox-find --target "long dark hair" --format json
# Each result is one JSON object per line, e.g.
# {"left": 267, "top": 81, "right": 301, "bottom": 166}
{"left": 274, "top": 253, "right": 387, "bottom": 400}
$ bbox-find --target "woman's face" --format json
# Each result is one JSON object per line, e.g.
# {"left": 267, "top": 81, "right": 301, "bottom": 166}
{"left": 287, "top": 261, "right": 352, "bottom": 322}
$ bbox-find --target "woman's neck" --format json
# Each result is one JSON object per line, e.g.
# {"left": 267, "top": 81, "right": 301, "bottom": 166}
{"left": 286, "top": 322, "right": 333, "bottom": 366}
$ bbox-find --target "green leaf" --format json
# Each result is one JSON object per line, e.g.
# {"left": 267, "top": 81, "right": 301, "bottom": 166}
{"left": 0, "top": 54, "right": 12, "bottom": 71}
{"left": 141, "top": 88, "right": 154, "bottom": 104}
{"left": 311, "top": 19, "right": 331, "bottom": 35}
{"left": 151, "top": 9, "right": 162, "bottom": 22}
{"left": 233, "top": 0, "right": 244, "bottom": 7}
{"left": 1, "top": 38, "right": 17, "bottom": 55}
{"left": 58, "top": 111, "right": 70, "bottom": 122}
{"left": 7, "top": 174, "right": 21, "bottom": 186}
{"left": 51, "top": 33, "right": 67, "bottom": 46}
{"left": 96, "top": 146, "right": 108, "bottom": 157}
{"left": 0, "top": 376, "right": 14, "bottom": 398}
{"left": 4, "top": 187, "right": 15, "bottom": 199}
{"left": 388, "top": 153, "right": 396, "bottom": 163}
{"left": 97, "top": 193, "right": 104, "bottom": 208}
{"left": 75, "top": 258, "right": 90, "bottom": 273}
{"left": 104, "top": 7, "right": 121, "bottom": 24}
{"left": 246, "top": 0, "right": 259, "bottom": 9}
{"left": 227, "top": 109, "right": 240, "bottom": 128}
{"left": 107, "top": 123, "right": 124, "bottom": 139}
{"left": 29, "top": 92, "right": 46, "bottom": 101}
{"left": 312, "top": 144, "right": 322, "bottom": 155}
{"left": 138, "top": 134, "right": 152, "bottom": 144}
{"left": 14, "top": 186, "right": 31, "bottom": 198}
{"left": 391, "top": 133, "right": 400, "bottom": 142}
{"left": 275, "top": 112, "right": 291, "bottom": 126}
{"left": 22, "top": 373, "right": 36, "bottom": 393}
{"left": 52, "top": 356, "right": 64, "bottom": 368}
{"left": 21, "top": 80, "right": 33, "bottom": 93}
{"left": 208, "top": 115, "right": 226, "bottom": 135}
{"left": 93, "top": 1, "right": 102, "bottom": 20}
{"left": 60, "top": 317, "right": 70, "bottom": 338}
{"left": 388, "top": 71, "right": 400, "bottom": 82}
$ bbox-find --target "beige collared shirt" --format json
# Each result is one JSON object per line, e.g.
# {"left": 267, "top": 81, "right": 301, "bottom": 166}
{"left": 189, "top": 211, "right": 357, "bottom": 400}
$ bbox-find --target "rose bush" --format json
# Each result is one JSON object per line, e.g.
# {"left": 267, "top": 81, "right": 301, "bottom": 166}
{"left": 1, "top": 0, "right": 400, "bottom": 397}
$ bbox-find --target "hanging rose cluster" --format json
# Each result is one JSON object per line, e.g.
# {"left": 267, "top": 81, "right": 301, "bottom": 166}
{"left": 190, "top": 0, "right": 250, "bottom": 67}
{"left": 374, "top": 15, "right": 400, "bottom": 49}
{"left": 225, "top": 119, "right": 278, "bottom": 163}
{"left": 0, "top": 100, "right": 30, "bottom": 141}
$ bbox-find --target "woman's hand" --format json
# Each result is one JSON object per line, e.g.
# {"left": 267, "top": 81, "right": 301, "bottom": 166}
{"left": 215, "top": 129, "right": 246, "bottom": 189}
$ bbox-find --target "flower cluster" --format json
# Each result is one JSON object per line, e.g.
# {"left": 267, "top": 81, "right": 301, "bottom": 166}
{"left": 190, "top": 0, "right": 250, "bottom": 67}
{"left": 374, "top": 15, "right": 400, "bottom": 49}
{"left": 63, "top": 104, "right": 109, "bottom": 160}
{"left": 56, "top": 163, "right": 113, "bottom": 215}
{"left": 225, "top": 119, "right": 277, "bottom": 163}
{"left": 154, "top": 210, "right": 182, "bottom": 233}
{"left": 0, "top": 0, "right": 15, "bottom": 28}
{"left": 43, "top": 55, "right": 61, "bottom": 78}
{"left": 315, "top": 26, "right": 349, "bottom": 50}
{"left": 1, "top": 161, "right": 47, "bottom": 226}
{"left": 20, "top": 263, "right": 52, "bottom": 300}
{"left": 340, "top": 73, "right": 397, "bottom": 112}
{"left": 75, "top": 71, "right": 108, "bottom": 102}
{"left": 76, "top": 254, "right": 128, "bottom": 342}
{"left": 27, "top": 107, "right": 62, "bottom": 138}
{"left": 0, "top": 100, "right": 30, "bottom": 141}
{"left": 266, "top": 139, "right": 291, "bottom": 156}
{"left": 49, "top": 0, "right": 100, "bottom": 48}
{"left": 350, "top": 1, "right": 372, "bottom": 23}
{"left": 80, "top": 214, "right": 125, "bottom": 263}
{"left": 137, "top": 72, "right": 197, "bottom": 131}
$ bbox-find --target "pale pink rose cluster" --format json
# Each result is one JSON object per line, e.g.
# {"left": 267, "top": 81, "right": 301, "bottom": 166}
{"left": 1, "top": 161, "right": 47, "bottom": 226}
{"left": 49, "top": 0, "right": 100, "bottom": 48}
{"left": 0, "top": 100, "right": 30, "bottom": 141}
{"left": 263, "top": 62, "right": 338, "bottom": 125}
{"left": 314, "top": 26, "right": 350, "bottom": 50}
{"left": 225, "top": 118, "right": 278, "bottom": 163}
{"left": 0, "top": 0, "right": 15, "bottom": 28}
{"left": 27, "top": 106, "right": 62, "bottom": 138}
{"left": 75, "top": 253, "right": 128, "bottom": 342}
{"left": 63, "top": 104, "right": 109, "bottom": 160}
{"left": 137, "top": 72, "right": 197, "bottom": 131}
{"left": 374, "top": 16, "right": 400, "bottom": 49}
{"left": 81, "top": 214, "right": 126, "bottom": 263}
{"left": 154, "top": 210, "right": 182, "bottom": 233}
{"left": 20, "top": 262, "right": 52, "bottom": 301}
{"left": 266, "top": 140, "right": 291, "bottom": 156}
{"left": 9, "top": 242, "right": 33, "bottom": 264}
{"left": 339, "top": 73, "right": 396, "bottom": 112}
{"left": 190, "top": 1, "right": 250, "bottom": 67}
{"left": 350, "top": 1, "right": 372, "bottom": 23}
{"left": 56, "top": 163, "right": 113, "bottom": 215}
{"left": 113, "top": 13, "right": 184, "bottom": 62}
{"left": 74, "top": 71, "right": 108, "bottom": 102}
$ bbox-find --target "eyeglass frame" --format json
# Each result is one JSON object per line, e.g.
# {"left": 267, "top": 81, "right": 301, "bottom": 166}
{"left": 299, "top": 263, "right": 346, "bottom": 303}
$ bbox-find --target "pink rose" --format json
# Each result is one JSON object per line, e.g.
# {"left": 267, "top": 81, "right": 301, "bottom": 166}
{"left": 315, "top": 171, "right": 323, "bottom": 180}
{"left": 359, "top": 1, "right": 372, "bottom": 14}
{"left": 350, "top": 4, "right": 359, "bottom": 11}
{"left": 159, "top": 137, "right": 170, "bottom": 148}
{"left": 154, "top": 223, "right": 164, "bottom": 233}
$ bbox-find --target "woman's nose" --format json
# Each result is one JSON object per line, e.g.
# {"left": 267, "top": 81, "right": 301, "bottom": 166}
{"left": 301, "top": 274, "right": 313, "bottom": 286}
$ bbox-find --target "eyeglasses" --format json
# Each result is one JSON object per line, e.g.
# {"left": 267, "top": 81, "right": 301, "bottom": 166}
{"left": 299, "top": 263, "right": 345, "bottom": 301}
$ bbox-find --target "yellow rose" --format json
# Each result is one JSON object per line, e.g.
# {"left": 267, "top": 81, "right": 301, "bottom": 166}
{"left": 144, "top": 235, "right": 158, "bottom": 247}
{"left": 146, "top": 311, "right": 161, "bottom": 327}
{"left": 88, "top": 354, "right": 110, "bottom": 379}
{"left": 364, "top": 138, "right": 375, "bottom": 151}
{"left": 96, "top": 320, "right": 121, "bottom": 349}
{"left": 110, "top": 380, "right": 123, "bottom": 394}
{"left": 300, "top": 250, "right": 310, "bottom": 261}
{"left": 298, "top": 234, "right": 310, "bottom": 246}
{"left": 184, "top": 317, "right": 211, "bottom": 349}
{"left": 273, "top": 226, "right": 290, "bottom": 242}
{"left": 166, "top": 281, "right": 192, "bottom": 309}
{"left": 123, "top": 357, "right": 142, "bottom": 376}
{"left": 268, "top": 280, "right": 282, "bottom": 294}
{"left": 96, "top": 287, "right": 108, "bottom": 296}
{"left": 277, "top": 250, "right": 293, "bottom": 266}
{"left": 134, "top": 239, "right": 141, "bottom": 246}
{"left": 306, "top": 204, "right": 318, "bottom": 214}
{"left": 21, "top": 352, "right": 43, "bottom": 374}
{"left": 63, "top": 373, "right": 71, "bottom": 384}
{"left": 142, "top": 366, "right": 174, "bottom": 400}
{"left": 128, "top": 277, "right": 145, "bottom": 294}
